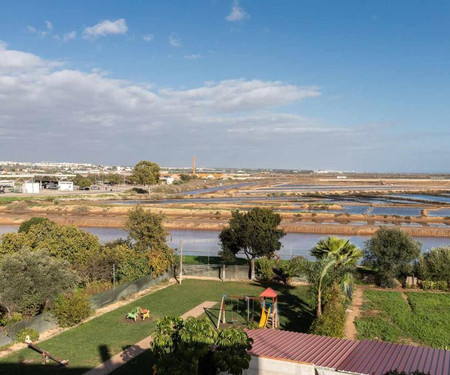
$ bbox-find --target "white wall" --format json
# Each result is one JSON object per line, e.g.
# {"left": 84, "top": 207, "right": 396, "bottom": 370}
{"left": 243, "top": 356, "right": 316, "bottom": 375}
{"left": 22, "top": 182, "right": 39, "bottom": 194}
{"left": 58, "top": 181, "right": 73, "bottom": 191}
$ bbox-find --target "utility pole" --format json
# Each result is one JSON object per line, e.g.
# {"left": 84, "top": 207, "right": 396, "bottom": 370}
{"left": 179, "top": 240, "right": 183, "bottom": 285}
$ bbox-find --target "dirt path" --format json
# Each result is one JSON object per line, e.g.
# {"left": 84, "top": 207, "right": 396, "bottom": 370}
{"left": 83, "top": 301, "right": 217, "bottom": 375}
{"left": 344, "top": 285, "right": 364, "bottom": 340}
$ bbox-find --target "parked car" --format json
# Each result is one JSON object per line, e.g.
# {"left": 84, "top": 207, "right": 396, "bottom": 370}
{"left": 79, "top": 186, "right": 90, "bottom": 191}
{"left": 90, "top": 185, "right": 100, "bottom": 190}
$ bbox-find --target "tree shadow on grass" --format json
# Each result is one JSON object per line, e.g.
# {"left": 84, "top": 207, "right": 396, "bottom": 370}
{"left": 248, "top": 281, "right": 315, "bottom": 333}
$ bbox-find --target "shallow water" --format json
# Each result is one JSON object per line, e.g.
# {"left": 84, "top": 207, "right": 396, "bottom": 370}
{"left": 2, "top": 226, "right": 447, "bottom": 260}
{"left": 391, "top": 194, "right": 450, "bottom": 204}
{"left": 368, "top": 207, "right": 422, "bottom": 217}
{"left": 427, "top": 208, "right": 450, "bottom": 217}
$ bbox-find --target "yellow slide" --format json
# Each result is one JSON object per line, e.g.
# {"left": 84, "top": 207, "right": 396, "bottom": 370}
{"left": 259, "top": 306, "right": 271, "bottom": 328}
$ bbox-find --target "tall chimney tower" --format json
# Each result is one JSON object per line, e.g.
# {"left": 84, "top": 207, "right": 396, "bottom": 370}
{"left": 192, "top": 155, "right": 196, "bottom": 176}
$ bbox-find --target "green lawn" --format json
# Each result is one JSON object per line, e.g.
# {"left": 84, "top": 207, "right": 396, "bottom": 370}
{"left": 355, "top": 290, "right": 450, "bottom": 348}
{"left": 0, "top": 279, "right": 312, "bottom": 375}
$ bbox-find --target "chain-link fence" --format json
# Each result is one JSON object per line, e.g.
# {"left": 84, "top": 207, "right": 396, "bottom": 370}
{"left": 0, "top": 270, "right": 171, "bottom": 347}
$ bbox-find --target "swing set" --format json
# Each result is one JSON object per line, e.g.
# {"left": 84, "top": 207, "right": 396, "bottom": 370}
{"left": 216, "top": 288, "right": 279, "bottom": 329}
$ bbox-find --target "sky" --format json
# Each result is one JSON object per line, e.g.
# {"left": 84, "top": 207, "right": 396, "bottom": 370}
{"left": 0, "top": 0, "right": 449, "bottom": 172}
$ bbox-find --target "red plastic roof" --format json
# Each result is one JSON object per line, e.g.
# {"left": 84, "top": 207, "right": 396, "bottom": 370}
{"left": 259, "top": 287, "right": 278, "bottom": 298}
{"left": 247, "top": 330, "right": 450, "bottom": 375}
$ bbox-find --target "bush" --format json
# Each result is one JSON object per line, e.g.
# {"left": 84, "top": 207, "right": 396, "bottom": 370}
{"left": 0, "top": 311, "right": 22, "bottom": 327}
{"left": 53, "top": 292, "right": 92, "bottom": 327}
{"left": 311, "top": 286, "right": 346, "bottom": 338}
{"left": 16, "top": 328, "right": 39, "bottom": 343}
{"left": 279, "top": 256, "right": 307, "bottom": 284}
{"left": 0, "top": 249, "right": 78, "bottom": 317}
{"left": 256, "top": 257, "right": 277, "bottom": 281}
{"left": 421, "top": 280, "right": 448, "bottom": 291}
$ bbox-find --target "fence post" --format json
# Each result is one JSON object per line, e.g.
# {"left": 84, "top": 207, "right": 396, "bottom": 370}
{"left": 222, "top": 265, "right": 226, "bottom": 281}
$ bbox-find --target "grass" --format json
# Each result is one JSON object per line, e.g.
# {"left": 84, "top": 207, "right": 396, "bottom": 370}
{"left": 0, "top": 279, "right": 312, "bottom": 375}
{"left": 355, "top": 290, "right": 450, "bottom": 348}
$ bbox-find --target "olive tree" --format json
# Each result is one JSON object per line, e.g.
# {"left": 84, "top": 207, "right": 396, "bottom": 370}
{"left": 0, "top": 249, "right": 77, "bottom": 317}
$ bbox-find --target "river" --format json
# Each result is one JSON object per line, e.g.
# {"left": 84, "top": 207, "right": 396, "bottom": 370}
{"left": 1, "top": 225, "right": 449, "bottom": 260}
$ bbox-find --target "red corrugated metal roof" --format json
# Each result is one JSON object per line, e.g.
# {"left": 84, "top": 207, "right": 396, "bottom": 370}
{"left": 246, "top": 329, "right": 450, "bottom": 375}
{"left": 259, "top": 287, "right": 278, "bottom": 298}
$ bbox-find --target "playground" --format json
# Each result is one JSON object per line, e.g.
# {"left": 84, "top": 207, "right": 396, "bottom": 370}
{"left": 0, "top": 279, "right": 312, "bottom": 375}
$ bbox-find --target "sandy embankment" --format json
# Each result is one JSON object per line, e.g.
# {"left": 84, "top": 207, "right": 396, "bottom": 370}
{"left": 0, "top": 203, "right": 449, "bottom": 237}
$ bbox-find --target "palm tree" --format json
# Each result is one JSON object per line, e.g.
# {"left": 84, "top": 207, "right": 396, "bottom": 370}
{"left": 311, "top": 237, "right": 362, "bottom": 268}
{"left": 309, "top": 237, "right": 362, "bottom": 316}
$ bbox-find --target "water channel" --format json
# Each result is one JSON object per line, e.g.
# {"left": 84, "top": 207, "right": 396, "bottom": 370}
{"left": 1, "top": 225, "right": 448, "bottom": 260}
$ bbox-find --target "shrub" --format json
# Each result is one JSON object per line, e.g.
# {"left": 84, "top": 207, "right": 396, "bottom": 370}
{"left": 0, "top": 311, "right": 22, "bottom": 327}
{"left": 53, "top": 292, "right": 92, "bottom": 328}
{"left": 311, "top": 285, "right": 346, "bottom": 338}
{"left": 0, "top": 249, "right": 78, "bottom": 317}
{"left": 16, "top": 328, "right": 39, "bottom": 343}
{"left": 280, "top": 256, "right": 307, "bottom": 284}
{"left": 256, "top": 257, "right": 276, "bottom": 281}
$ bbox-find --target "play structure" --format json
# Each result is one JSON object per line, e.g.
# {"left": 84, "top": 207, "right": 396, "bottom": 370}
{"left": 126, "top": 307, "right": 151, "bottom": 321}
{"left": 216, "top": 287, "right": 279, "bottom": 329}
{"left": 258, "top": 287, "right": 279, "bottom": 329}
{"left": 25, "top": 335, "right": 68, "bottom": 367}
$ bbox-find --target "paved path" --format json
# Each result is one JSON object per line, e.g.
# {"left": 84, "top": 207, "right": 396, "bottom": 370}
{"left": 344, "top": 285, "right": 363, "bottom": 340}
{"left": 83, "top": 301, "right": 217, "bottom": 375}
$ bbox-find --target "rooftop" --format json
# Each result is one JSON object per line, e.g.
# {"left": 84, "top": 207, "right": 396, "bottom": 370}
{"left": 247, "top": 329, "right": 449, "bottom": 375}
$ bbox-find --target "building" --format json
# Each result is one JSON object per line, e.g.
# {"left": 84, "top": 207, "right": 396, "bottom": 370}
{"left": 58, "top": 181, "right": 74, "bottom": 191}
{"left": 245, "top": 330, "right": 449, "bottom": 375}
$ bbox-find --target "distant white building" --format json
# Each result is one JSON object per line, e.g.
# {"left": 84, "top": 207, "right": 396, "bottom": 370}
{"left": 22, "top": 182, "right": 40, "bottom": 194}
{"left": 58, "top": 181, "right": 74, "bottom": 191}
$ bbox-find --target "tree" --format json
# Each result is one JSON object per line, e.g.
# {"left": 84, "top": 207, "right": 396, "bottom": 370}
{"left": 415, "top": 246, "right": 450, "bottom": 283}
{"left": 364, "top": 227, "right": 421, "bottom": 288}
{"left": 132, "top": 160, "right": 160, "bottom": 187}
{"left": 18, "top": 217, "right": 50, "bottom": 233}
{"left": 0, "top": 221, "right": 102, "bottom": 277}
{"left": 308, "top": 237, "right": 362, "bottom": 316}
{"left": 151, "top": 316, "right": 252, "bottom": 375}
{"left": 72, "top": 174, "right": 91, "bottom": 188}
{"left": 125, "top": 206, "right": 174, "bottom": 278}
{"left": 105, "top": 173, "right": 122, "bottom": 185}
{"left": 219, "top": 208, "right": 285, "bottom": 280}
{"left": 0, "top": 249, "right": 77, "bottom": 317}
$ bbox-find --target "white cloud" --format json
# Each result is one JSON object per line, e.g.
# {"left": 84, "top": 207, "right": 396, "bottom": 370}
{"left": 226, "top": 0, "right": 249, "bottom": 22}
{"left": 0, "top": 41, "right": 48, "bottom": 70}
{"left": 45, "top": 21, "right": 53, "bottom": 31}
{"left": 142, "top": 34, "right": 154, "bottom": 42}
{"left": 184, "top": 54, "right": 201, "bottom": 60}
{"left": 168, "top": 33, "right": 181, "bottom": 47}
{"left": 83, "top": 19, "right": 128, "bottom": 39}
{"left": 62, "top": 31, "right": 77, "bottom": 43}
{"left": 0, "top": 44, "right": 353, "bottom": 166}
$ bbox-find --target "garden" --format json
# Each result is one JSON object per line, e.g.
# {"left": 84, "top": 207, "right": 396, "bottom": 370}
{"left": 355, "top": 290, "right": 450, "bottom": 348}
{"left": 0, "top": 279, "right": 312, "bottom": 374}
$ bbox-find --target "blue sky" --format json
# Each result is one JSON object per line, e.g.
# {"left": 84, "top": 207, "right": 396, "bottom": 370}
{"left": 0, "top": 0, "right": 449, "bottom": 171}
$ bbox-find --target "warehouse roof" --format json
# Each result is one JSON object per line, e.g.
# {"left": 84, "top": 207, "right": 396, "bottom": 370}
{"left": 247, "top": 330, "right": 449, "bottom": 375}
